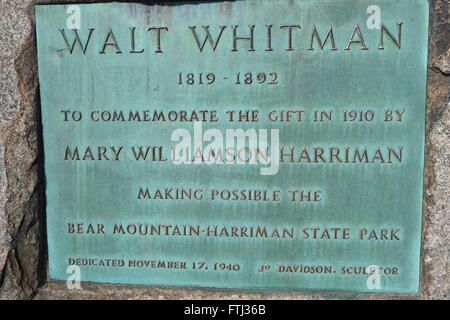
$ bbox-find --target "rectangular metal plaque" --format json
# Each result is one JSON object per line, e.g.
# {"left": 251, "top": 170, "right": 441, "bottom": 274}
{"left": 36, "top": 0, "right": 429, "bottom": 293}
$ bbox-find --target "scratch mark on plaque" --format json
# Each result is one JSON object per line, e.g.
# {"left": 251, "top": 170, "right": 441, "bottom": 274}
{"left": 48, "top": 47, "right": 68, "bottom": 56}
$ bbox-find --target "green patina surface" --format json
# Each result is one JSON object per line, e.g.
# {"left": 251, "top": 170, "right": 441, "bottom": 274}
{"left": 35, "top": 0, "right": 428, "bottom": 293}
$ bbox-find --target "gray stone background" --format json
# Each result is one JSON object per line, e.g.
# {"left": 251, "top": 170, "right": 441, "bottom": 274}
{"left": 0, "top": 0, "right": 448, "bottom": 300}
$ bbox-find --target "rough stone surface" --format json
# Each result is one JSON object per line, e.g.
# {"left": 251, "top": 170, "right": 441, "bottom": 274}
{"left": 33, "top": 280, "right": 427, "bottom": 300}
{"left": 423, "top": 104, "right": 450, "bottom": 300}
{"left": 0, "top": 0, "right": 42, "bottom": 300}
{"left": 0, "top": 0, "right": 448, "bottom": 300}
{"left": 421, "top": 0, "right": 450, "bottom": 301}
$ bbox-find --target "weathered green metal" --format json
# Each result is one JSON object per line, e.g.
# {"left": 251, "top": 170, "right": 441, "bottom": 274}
{"left": 35, "top": 0, "right": 429, "bottom": 293}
